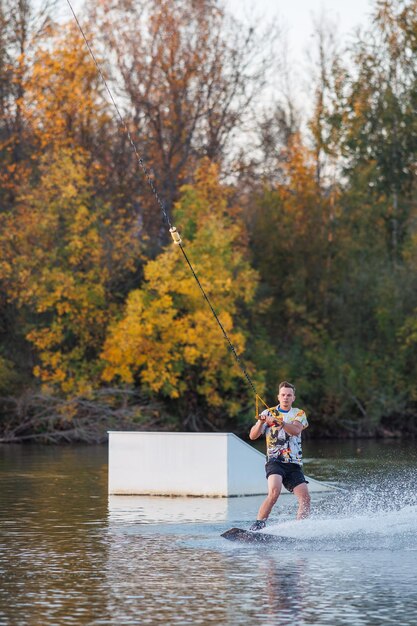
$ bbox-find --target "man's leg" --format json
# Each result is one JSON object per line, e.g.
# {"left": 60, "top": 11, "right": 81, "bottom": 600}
{"left": 256, "top": 474, "right": 283, "bottom": 521}
{"left": 293, "top": 482, "right": 310, "bottom": 520}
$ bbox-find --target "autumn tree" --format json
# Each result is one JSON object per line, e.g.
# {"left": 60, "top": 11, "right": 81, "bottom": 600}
{"left": 0, "top": 0, "right": 54, "bottom": 208}
{"left": 322, "top": 0, "right": 417, "bottom": 423}
{"left": 2, "top": 0, "right": 417, "bottom": 438}
{"left": 248, "top": 136, "right": 337, "bottom": 407}
{"left": 26, "top": 20, "right": 111, "bottom": 157}
{"left": 334, "top": 0, "right": 417, "bottom": 261}
{"left": 0, "top": 147, "right": 140, "bottom": 394}
{"left": 101, "top": 160, "right": 264, "bottom": 429}
{"left": 85, "top": 0, "right": 275, "bottom": 249}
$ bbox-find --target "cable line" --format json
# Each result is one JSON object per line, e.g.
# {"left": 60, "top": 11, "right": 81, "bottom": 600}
{"left": 66, "top": 0, "right": 172, "bottom": 229}
{"left": 65, "top": 0, "right": 269, "bottom": 413}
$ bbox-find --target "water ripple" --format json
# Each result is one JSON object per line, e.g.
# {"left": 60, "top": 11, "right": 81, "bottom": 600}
{"left": 1, "top": 444, "right": 417, "bottom": 625}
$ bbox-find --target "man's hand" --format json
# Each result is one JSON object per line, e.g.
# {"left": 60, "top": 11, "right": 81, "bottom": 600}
{"left": 259, "top": 411, "right": 283, "bottom": 428}
{"left": 255, "top": 411, "right": 284, "bottom": 427}
{"left": 266, "top": 414, "right": 283, "bottom": 427}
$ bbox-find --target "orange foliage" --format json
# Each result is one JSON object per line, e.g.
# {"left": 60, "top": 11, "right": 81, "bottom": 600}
{"left": 26, "top": 23, "right": 110, "bottom": 151}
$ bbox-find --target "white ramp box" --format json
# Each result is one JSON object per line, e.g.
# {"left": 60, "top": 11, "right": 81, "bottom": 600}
{"left": 108, "top": 432, "right": 333, "bottom": 496}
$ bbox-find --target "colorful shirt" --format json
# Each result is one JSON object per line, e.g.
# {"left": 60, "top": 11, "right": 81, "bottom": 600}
{"left": 261, "top": 406, "right": 308, "bottom": 466}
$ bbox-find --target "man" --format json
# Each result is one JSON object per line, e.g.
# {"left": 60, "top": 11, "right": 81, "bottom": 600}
{"left": 248, "top": 381, "right": 310, "bottom": 530}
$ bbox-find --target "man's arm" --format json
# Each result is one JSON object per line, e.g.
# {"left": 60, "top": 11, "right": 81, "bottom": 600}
{"left": 282, "top": 420, "right": 304, "bottom": 436}
{"left": 249, "top": 417, "right": 266, "bottom": 440}
{"left": 250, "top": 413, "right": 306, "bottom": 439}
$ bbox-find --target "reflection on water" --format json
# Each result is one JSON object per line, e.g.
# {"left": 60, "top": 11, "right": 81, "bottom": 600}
{"left": 0, "top": 442, "right": 416, "bottom": 625}
{"left": 107, "top": 492, "right": 304, "bottom": 525}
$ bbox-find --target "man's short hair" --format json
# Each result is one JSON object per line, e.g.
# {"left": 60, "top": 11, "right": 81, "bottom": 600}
{"left": 278, "top": 381, "right": 295, "bottom": 392}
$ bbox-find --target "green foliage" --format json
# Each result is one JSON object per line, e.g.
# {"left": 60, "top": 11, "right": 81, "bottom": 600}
{"left": 0, "top": 355, "right": 19, "bottom": 394}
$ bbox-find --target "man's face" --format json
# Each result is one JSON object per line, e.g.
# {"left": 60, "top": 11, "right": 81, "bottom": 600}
{"left": 277, "top": 387, "right": 295, "bottom": 410}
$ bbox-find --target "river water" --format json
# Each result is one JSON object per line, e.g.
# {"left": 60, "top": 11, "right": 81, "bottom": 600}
{"left": 0, "top": 440, "right": 416, "bottom": 625}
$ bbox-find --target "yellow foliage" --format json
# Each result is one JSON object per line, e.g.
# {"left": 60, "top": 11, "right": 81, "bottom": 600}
{"left": 0, "top": 148, "right": 139, "bottom": 394}
{"left": 102, "top": 160, "right": 262, "bottom": 415}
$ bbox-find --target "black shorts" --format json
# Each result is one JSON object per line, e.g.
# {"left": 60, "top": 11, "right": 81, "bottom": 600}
{"left": 265, "top": 459, "right": 308, "bottom": 493}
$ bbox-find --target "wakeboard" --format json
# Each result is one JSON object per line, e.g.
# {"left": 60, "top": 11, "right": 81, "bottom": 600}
{"left": 221, "top": 527, "right": 294, "bottom": 544}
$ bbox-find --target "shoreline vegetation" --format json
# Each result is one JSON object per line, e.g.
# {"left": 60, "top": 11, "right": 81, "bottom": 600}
{"left": 1, "top": 1, "right": 417, "bottom": 442}
{"left": 0, "top": 391, "right": 412, "bottom": 444}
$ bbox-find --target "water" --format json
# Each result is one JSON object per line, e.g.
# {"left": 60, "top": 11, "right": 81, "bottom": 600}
{"left": 0, "top": 440, "right": 416, "bottom": 625}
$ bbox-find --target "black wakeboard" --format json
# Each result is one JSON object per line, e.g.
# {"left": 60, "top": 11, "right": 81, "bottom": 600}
{"left": 221, "top": 527, "right": 295, "bottom": 544}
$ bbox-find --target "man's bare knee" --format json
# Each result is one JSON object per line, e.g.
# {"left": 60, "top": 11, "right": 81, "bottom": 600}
{"left": 268, "top": 488, "right": 280, "bottom": 504}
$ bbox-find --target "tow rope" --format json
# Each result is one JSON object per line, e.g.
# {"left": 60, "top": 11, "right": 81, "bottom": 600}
{"left": 65, "top": 0, "right": 272, "bottom": 418}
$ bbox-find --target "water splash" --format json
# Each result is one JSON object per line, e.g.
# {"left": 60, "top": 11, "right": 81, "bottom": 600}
{"left": 264, "top": 472, "right": 417, "bottom": 551}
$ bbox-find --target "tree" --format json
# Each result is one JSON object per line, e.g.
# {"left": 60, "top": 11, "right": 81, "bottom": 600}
{"left": 0, "top": 147, "right": 140, "bottom": 394}
{"left": 248, "top": 136, "right": 346, "bottom": 415}
{"left": 86, "top": 0, "right": 275, "bottom": 249}
{"left": 334, "top": 0, "right": 417, "bottom": 262}
{"left": 26, "top": 21, "right": 111, "bottom": 157}
{"left": 0, "top": 0, "right": 54, "bottom": 209}
{"left": 101, "top": 160, "right": 263, "bottom": 429}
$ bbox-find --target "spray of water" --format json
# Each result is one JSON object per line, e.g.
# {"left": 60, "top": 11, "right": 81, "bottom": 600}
{"left": 265, "top": 468, "right": 417, "bottom": 550}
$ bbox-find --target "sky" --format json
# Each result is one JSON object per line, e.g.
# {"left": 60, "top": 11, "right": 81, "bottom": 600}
{"left": 223, "top": 0, "right": 376, "bottom": 115}
{"left": 225, "top": 0, "right": 375, "bottom": 53}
